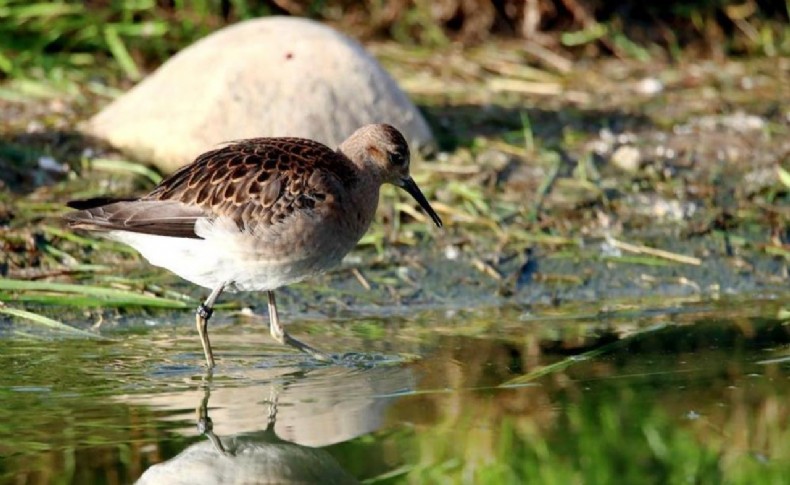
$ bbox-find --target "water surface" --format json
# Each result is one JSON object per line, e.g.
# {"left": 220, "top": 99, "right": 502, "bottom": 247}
{"left": 1, "top": 298, "right": 788, "bottom": 484}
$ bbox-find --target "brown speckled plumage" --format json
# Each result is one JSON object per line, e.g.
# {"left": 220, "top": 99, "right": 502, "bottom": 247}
{"left": 145, "top": 138, "right": 359, "bottom": 231}
{"left": 68, "top": 138, "right": 363, "bottom": 238}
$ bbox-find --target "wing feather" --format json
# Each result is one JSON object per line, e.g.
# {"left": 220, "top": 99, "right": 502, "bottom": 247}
{"left": 65, "top": 136, "right": 358, "bottom": 238}
{"left": 144, "top": 137, "right": 357, "bottom": 231}
{"left": 65, "top": 199, "right": 206, "bottom": 239}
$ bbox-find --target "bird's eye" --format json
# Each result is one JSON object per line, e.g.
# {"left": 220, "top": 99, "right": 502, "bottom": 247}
{"left": 389, "top": 151, "right": 408, "bottom": 167}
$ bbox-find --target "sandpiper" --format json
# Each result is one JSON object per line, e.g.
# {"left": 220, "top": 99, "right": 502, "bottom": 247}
{"left": 65, "top": 124, "right": 442, "bottom": 368}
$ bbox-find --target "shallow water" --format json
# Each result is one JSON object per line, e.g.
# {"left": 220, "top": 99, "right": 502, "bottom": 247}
{"left": 0, "top": 298, "right": 788, "bottom": 484}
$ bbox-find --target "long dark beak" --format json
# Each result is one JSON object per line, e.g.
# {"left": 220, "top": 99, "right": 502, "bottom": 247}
{"left": 400, "top": 177, "right": 443, "bottom": 228}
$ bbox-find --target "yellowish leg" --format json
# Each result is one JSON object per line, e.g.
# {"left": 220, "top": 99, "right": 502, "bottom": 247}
{"left": 267, "top": 290, "right": 333, "bottom": 362}
{"left": 196, "top": 283, "right": 226, "bottom": 368}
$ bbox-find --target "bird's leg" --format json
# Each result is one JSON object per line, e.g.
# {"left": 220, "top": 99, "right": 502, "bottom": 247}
{"left": 266, "top": 290, "right": 333, "bottom": 362}
{"left": 196, "top": 283, "right": 226, "bottom": 368}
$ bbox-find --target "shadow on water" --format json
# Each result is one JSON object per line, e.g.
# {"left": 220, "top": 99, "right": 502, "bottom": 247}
{"left": 0, "top": 300, "right": 788, "bottom": 483}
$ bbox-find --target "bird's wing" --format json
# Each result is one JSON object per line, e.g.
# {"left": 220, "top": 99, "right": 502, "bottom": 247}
{"left": 144, "top": 137, "right": 358, "bottom": 232}
{"left": 66, "top": 137, "right": 359, "bottom": 239}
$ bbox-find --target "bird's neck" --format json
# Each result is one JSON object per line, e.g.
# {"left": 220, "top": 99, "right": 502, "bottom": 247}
{"left": 346, "top": 170, "right": 382, "bottom": 238}
{"left": 334, "top": 146, "right": 384, "bottom": 238}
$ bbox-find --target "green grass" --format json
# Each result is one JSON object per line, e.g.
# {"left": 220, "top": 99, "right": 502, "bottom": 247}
{"left": 0, "top": 1, "right": 248, "bottom": 77}
{"left": 0, "top": 278, "right": 193, "bottom": 308}
{"left": 0, "top": 0, "right": 787, "bottom": 88}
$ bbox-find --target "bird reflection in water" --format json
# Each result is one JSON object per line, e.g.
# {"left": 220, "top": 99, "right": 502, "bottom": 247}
{"left": 136, "top": 378, "right": 359, "bottom": 484}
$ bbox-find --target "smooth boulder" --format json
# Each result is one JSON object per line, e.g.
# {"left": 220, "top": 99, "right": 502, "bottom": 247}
{"left": 85, "top": 16, "right": 434, "bottom": 173}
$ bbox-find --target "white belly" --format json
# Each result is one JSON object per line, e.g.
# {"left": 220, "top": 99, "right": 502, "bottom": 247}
{"left": 108, "top": 216, "right": 356, "bottom": 292}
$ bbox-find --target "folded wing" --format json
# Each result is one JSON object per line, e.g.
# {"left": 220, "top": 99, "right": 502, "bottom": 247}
{"left": 65, "top": 137, "right": 357, "bottom": 239}
{"left": 65, "top": 198, "right": 207, "bottom": 239}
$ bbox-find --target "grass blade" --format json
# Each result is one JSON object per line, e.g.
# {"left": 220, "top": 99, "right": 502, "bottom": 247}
{"left": 103, "top": 25, "right": 141, "bottom": 80}
{"left": 778, "top": 165, "right": 790, "bottom": 188}
{"left": 0, "top": 279, "right": 192, "bottom": 308}
{"left": 88, "top": 158, "right": 162, "bottom": 184}
{"left": 0, "top": 305, "right": 101, "bottom": 339}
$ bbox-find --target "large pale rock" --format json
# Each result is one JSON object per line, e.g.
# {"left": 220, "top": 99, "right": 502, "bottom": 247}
{"left": 85, "top": 17, "right": 434, "bottom": 173}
